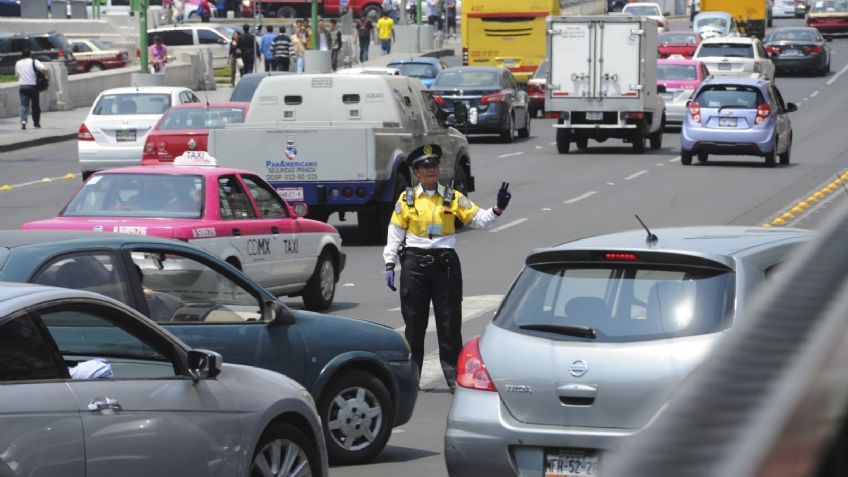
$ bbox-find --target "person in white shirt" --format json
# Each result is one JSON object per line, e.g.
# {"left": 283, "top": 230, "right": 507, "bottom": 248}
{"left": 14, "top": 47, "right": 48, "bottom": 130}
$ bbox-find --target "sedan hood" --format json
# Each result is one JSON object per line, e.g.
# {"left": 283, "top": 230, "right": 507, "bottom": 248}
{"left": 292, "top": 310, "right": 410, "bottom": 362}
{"left": 480, "top": 324, "right": 718, "bottom": 429}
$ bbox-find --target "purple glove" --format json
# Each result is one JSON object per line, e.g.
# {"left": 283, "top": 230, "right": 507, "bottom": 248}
{"left": 385, "top": 268, "right": 396, "bottom": 291}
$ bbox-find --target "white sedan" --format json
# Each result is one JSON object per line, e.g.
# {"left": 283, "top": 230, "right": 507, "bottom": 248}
{"left": 694, "top": 37, "right": 776, "bottom": 80}
{"left": 621, "top": 2, "right": 669, "bottom": 31}
{"left": 77, "top": 87, "right": 201, "bottom": 180}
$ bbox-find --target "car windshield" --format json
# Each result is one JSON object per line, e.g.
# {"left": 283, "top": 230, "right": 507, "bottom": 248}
{"left": 230, "top": 76, "right": 263, "bottom": 102}
{"left": 62, "top": 173, "right": 205, "bottom": 218}
{"left": 534, "top": 61, "right": 549, "bottom": 79}
{"left": 769, "top": 29, "right": 821, "bottom": 42}
{"left": 695, "top": 17, "right": 729, "bottom": 29}
{"left": 658, "top": 64, "right": 698, "bottom": 81}
{"left": 433, "top": 70, "right": 500, "bottom": 88}
{"left": 697, "top": 43, "right": 754, "bottom": 58}
{"left": 92, "top": 93, "right": 172, "bottom": 115}
{"left": 390, "top": 62, "right": 438, "bottom": 78}
{"left": 215, "top": 24, "right": 239, "bottom": 38}
{"left": 694, "top": 85, "right": 764, "bottom": 109}
{"left": 158, "top": 107, "right": 245, "bottom": 130}
{"left": 494, "top": 263, "right": 735, "bottom": 342}
{"left": 811, "top": 0, "right": 848, "bottom": 12}
{"left": 660, "top": 33, "right": 698, "bottom": 44}
{"left": 623, "top": 5, "right": 661, "bottom": 15}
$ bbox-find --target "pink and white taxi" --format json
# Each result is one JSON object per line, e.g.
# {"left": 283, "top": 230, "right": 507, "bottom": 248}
{"left": 21, "top": 153, "right": 345, "bottom": 311}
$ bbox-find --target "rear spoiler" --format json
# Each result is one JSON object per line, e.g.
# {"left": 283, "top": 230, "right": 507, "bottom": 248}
{"left": 525, "top": 249, "right": 733, "bottom": 272}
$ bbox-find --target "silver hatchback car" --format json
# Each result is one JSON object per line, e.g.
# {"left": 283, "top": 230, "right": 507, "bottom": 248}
{"left": 0, "top": 282, "right": 328, "bottom": 477}
{"left": 444, "top": 226, "right": 810, "bottom": 477}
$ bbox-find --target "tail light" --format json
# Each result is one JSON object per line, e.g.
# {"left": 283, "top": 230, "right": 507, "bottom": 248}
{"left": 755, "top": 103, "right": 771, "bottom": 125}
{"left": 765, "top": 46, "right": 781, "bottom": 55}
{"left": 527, "top": 83, "right": 544, "bottom": 95}
{"left": 803, "top": 45, "right": 823, "bottom": 55}
{"left": 604, "top": 252, "right": 639, "bottom": 261}
{"left": 77, "top": 123, "right": 94, "bottom": 141}
{"left": 57, "top": 49, "right": 65, "bottom": 59}
{"left": 481, "top": 93, "right": 509, "bottom": 104}
{"left": 462, "top": 47, "right": 468, "bottom": 66}
{"left": 456, "top": 337, "right": 496, "bottom": 392}
{"left": 143, "top": 138, "right": 155, "bottom": 154}
{"left": 688, "top": 101, "right": 701, "bottom": 124}
{"left": 625, "top": 112, "right": 645, "bottom": 120}
{"left": 807, "top": 17, "right": 817, "bottom": 24}
{"left": 433, "top": 94, "right": 445, "bottom": 106}
{"left": 157, "top": 142, "right": 166, "bottom": 153}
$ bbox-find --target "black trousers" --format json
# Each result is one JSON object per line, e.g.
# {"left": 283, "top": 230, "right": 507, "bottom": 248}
{"left": 400, "top": 248, "right": 463, "bottom": 389}
{"left": 276, "top": 57, "right": 290, "bottom": 72}
{"left": 19, "top": 85, "right": 40, "bottom": 127}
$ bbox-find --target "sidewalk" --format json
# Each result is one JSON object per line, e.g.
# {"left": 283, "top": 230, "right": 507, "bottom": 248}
{"left": 0, "top": 36, "right": 458, "bottom": 154}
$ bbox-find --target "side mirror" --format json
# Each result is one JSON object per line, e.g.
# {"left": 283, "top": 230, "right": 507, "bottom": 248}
{"left": 453, "top": 101, "right": 469, "bottom": 125}
{"left": 657, "top": 84, "right": 667, "bottom": 93}
{"left": 187, "top": 349, "right": 223, "bottom": 381}
{"left": 786, "top": 102, "right": 798, "bottom": 112}
{"left": 266, "top": 299, "right": 295, "bottom": 324}
{"left": 292, "top": 202, "right": 309, "bottom": 218}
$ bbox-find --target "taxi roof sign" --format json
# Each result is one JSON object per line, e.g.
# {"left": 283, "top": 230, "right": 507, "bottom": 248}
{"left": 173, "top": 151, "right": 217, "bottom": 167}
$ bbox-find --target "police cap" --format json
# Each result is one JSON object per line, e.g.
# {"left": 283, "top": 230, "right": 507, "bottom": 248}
{"left": 409, "top": 144, "right": 442, "bottom": 169}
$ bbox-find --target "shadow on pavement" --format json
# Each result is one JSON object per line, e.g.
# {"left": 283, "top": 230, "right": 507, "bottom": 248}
{"left": 338, "top": 445, "right": 440, "bottom": 465}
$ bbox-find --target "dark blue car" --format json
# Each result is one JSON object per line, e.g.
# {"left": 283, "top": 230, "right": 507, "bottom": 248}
{"left": 0, "top": 0, "right": 20, "bottom": 16}
{"left": 0, "top": 230, "right": 417, "bottom": 465}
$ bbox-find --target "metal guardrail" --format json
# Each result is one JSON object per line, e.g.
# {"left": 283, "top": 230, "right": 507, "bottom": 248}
{"left": 605, "top": 198, "right": 848, "bottom": 477}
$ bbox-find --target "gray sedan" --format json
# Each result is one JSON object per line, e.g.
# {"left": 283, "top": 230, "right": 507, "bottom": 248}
{"left": 0, "top": 282, "right": 328, "bottom": 477}
{"left": 444, "top": 226, "right": 810, "bottom": 476}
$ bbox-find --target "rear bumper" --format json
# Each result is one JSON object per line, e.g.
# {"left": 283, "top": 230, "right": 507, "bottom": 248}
{"left": 681, "top": 123, "right": 775, "bottom": 154}
{"left": 808, "top": 23, "right": 848, "bottom": 34}
{"left": 773, "top": 54, "right": 824, "bottom": 71}
{"left": 445, "top": 388, "right": 638, "bottom": 477}
{"left": 78, "top": 141, "right": 144, "bottom": 172}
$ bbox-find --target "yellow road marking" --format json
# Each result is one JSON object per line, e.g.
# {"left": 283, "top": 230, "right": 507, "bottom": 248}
{"left": 764, "top": 171, "right": 848, "bottom": 227}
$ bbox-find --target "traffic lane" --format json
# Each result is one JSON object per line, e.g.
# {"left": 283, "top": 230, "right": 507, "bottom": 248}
{"left": 771, "top": 35, "right": 848, "bottom": 104}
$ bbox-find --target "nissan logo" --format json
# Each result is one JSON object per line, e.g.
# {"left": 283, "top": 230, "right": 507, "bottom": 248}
{"left": 187, "top": 138, "right": 197, "bottom": 150}
{"left": 570, "top": 360, "right": 589, "bottom": 377}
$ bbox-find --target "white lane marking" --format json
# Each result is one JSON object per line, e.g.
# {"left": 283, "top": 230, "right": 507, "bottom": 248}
{"left": 535, "top": 145, "right": 543, "bottom": 149}
{"left": 624, "top": 170, "right": 649, "bottom": 180}
{"left": 810, "top": 90, "right": 820, "bottom": 98}
{"left": 393, "top": 295, "right": 504, "bottom": 333}
{"left": 803, "top": 96, "right": 810, "bottom": 101}
{"left": 826, "top": 63, "right": 848, "bottom": 86}
{"left": 490, "top": 217, "right": 529, "bottom": 233}
{"left": 388, "top": 307, "right": 401, "bottom": 312}
{"left": 564, "top": 191, "right": 598, "bottom": 204}
{"left": 669, "top": 156, "right": 681, "bottom": 162}
{"left": 656, "top": 163, "right": 664, "bottom": 167}
{"left": 498, "top": 152, "right": 524, "bottom": 158}
{"left": 414, "top": 295, "right": 505, "bottom": 388}
{"left": 549, "top": 141, "right": 557, "bottom": 145}
{"left": 542, "top": 207, "right": 552, "bottom": 211}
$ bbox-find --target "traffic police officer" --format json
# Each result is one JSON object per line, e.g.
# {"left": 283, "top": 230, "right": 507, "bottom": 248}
{"left": 383, "top": 144, "right": 512, "bottom": 391}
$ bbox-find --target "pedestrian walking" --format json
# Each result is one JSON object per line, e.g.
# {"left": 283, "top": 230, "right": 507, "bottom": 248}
{"left": 229, "top": 31, "right": 241, "bottom": 85}
{"left": 199, "top": 0, "right": 212, "bottom": 22}
{"left": 383, "top": 144, "right": 512, "bottom": 392}
{"left": 148, "top": 36, "right": 168, "bottom": 73}
{"left": 445, "top": 0, "right": 457, "bottom": 38}
{"left": 329, "top": 19, "right": 342, "bottom": 70}
{"left": 356, "top": 14, "right": 374, "bottom": 63}
{"left": 377, "top": 10, "right": 395, "bottom": 56}
{"left": 259, "top": 24, "right": 276, "bottom": 71}
{"left": 237, "top": 23, "right": 258, "bottom": 75}
{"left": 272, "top": 26, "right": 292, "bottom": 72}
{"left": 15, "top": 47, "right": 48, "bottom": 130}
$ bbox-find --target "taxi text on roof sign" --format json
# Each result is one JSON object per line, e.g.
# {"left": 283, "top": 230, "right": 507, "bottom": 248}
{"left": 174, "top": 151, "right": 217, "bottom": 167}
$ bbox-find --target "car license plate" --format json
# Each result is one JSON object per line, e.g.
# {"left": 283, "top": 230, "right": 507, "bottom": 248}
{"left": 718, "top": 63, "right": 731, "bottom": 71}
{"left": 544, "top": 448, "right": 599, "bottom": 477}
{"left": 586, "top": 111, "right": 603, "bottom": 121}
{"left": 783, "top": 49, "right": 803, "bottom": 57}
{"left": 116, "top": 129, "right": 136, "bottom": 142}
{"left": 277, "top": 187, "right": 304, "bottom": 201}
{"left": 719, "top": 117, "right": 737, "bottom": 127}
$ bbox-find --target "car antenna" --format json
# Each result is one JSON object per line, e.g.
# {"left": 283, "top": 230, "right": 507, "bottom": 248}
{"left": 635, "top": 214, "right": 658, "bottom": 244}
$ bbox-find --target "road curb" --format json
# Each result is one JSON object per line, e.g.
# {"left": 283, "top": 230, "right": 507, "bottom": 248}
{"left": 0, "top": 133, "right": 78, "bottom": 154}
{"left": 764, "top": 171, "right": 848, "bottom": 227}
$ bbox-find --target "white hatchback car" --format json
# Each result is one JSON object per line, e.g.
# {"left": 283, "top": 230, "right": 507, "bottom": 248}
{"left": 694, "top": 36, "right": 776, "bottom": 80}
{"left": 621, "top": 2, "right": 669, "bottom": 31}
{"left": 77, "top": 87, "right": 200, "bottom": 180}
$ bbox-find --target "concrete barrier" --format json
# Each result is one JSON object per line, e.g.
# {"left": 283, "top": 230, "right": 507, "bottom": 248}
{"left": 0, "top": 50, "right": 215, "bottom": 118}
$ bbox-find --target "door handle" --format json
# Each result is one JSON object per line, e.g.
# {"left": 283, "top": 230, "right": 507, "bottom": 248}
{"left": 88, "top": 397, "right": 123, "bottom": 412}
{"left": 557, "top": 383, "right": 597, "bottom": 406}
{"left": 232, "top": 228, "right": 241, "bottom": 236}
{"left": 271, "top": 226, "right": 280, "bottom": 234}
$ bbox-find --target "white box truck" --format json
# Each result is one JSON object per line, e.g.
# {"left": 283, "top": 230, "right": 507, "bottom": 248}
{"left": 545, "top": 15, "right": 667, "bottom": 154}
{"left": 207, "top": 74, "right": 473, "bottom": 242}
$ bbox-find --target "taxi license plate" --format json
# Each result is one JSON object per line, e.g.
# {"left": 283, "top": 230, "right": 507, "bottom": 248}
{"left": 544, "top": 448, "right": 599, "bottom": 477}
{"left": 586, "top": 111, "right": 603, "bottom": 121}
{"left": 718, "top": 63, "right": 732, "bottom": 71}
{"left": 277, "top": 187, "right": 304, "bottom": 201}
{"left": 116, "top": 129, "right": 136, "bottom": 142}
{"left": 719, "top": 117, "right": 737, "bottom": 127}
{"left": 782, "top": 49, "right": 803, "bottom": 57}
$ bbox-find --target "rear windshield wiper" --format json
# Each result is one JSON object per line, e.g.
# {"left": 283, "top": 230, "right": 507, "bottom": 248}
{"left": 717, "top": 105, "right": 749, "bottom": 112}
{"left": 519, "top": 323, "right": 598, "bottom": 339}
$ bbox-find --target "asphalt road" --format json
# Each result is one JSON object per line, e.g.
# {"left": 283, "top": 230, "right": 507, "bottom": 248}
{"left": 1, "top": 17, "right": 847, "bottom": 477}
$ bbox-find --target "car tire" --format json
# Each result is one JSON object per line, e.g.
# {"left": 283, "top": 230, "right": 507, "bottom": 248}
{"left": 681, "top": 150, "right": 693, "bottom": 165}
{"left": 529, "top": 106, "right": 539, "bottom": 118}
{"left": 649, "top": 116, "right": 664, "bottom": 150}
{"left": 518, "top": 110, "right": 530, "bottom": 138}
{"left": 556, "top": 128, "right": 571, "bottom": 154}
{"left": 250, "top": 422, "right": 321, "bottom": 477}
{"left": 319, "top": 369, "right": 394, "bottom": 465}
{"left": 501, "top": 113, "right": 515, "bottom": 143}
{"left": 302, "top": 251, "right": 337, "bottom": 311}
{"left": 632, "top": 130, "right": 646, "bottom": 154}
{"left": 276, "top": 6, "right": 297, "bottom": 17}
{"left": 779, "top": 136, "right": 791, "bottom": 165}
{"left": 697, "top": 153, "right": 708, "bottom": 163}
{"left": 576, "top": 136, "right": 588, "bottom": 150}
{"left": 764, "top": 149, "right": 776, "bottom": 167}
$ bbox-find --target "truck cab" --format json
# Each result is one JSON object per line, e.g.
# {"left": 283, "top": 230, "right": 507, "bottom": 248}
{"left": 208, "top": 74, "right": 473, "bottom": 241}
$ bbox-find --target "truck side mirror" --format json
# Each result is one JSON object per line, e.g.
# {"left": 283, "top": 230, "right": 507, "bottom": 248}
{"left": 453, "top": 102, "right": 469, "bottom": 125}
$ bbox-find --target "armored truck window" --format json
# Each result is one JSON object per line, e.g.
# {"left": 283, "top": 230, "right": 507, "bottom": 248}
{"left": 284, "top": 95, "right": 302, "bottom": 105}
{"left": 342, "top": 94, "right": 360, "bottom": 104}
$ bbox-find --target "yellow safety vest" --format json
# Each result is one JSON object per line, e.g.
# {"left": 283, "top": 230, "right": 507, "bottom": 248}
{"left": 391, "top": 186, "right": 479, "bottom": 238}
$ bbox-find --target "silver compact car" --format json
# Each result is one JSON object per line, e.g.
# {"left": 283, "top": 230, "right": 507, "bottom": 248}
{"left": 444, "top": 226, "right": 810, "bottom": 477}
{"left": 0, "top": 282, "right": 328, "bottom": 477}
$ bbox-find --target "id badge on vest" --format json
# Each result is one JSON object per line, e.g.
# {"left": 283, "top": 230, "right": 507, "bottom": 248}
{"left": 427, "top": 223, "right": 442, "bottom": 236}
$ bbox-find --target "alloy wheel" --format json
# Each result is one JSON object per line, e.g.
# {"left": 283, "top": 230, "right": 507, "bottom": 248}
{"left": 326, "top": 387, "right": 384, "bottom": 452}
{"left": 252, "top": 438, "right": 312, "bottom": 477}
